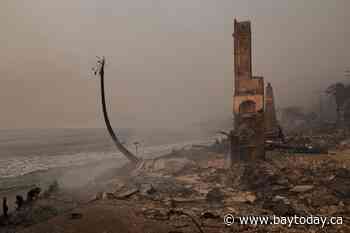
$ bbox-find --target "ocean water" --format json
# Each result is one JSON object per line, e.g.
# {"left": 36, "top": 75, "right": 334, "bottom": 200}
{"left": 0, "top": 128, "right": 213, "bottom": 179}
{"left": 0, "top": 128, "right": 214, "bottom": 211}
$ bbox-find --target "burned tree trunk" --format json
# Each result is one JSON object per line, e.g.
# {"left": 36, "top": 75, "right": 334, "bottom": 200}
{"left": 95, "top": 57, "right": 140, "bottom": 164}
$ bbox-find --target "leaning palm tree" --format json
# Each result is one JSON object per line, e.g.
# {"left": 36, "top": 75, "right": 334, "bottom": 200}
{"left": 93, "top": 57, "right": 140, "bottom": 164}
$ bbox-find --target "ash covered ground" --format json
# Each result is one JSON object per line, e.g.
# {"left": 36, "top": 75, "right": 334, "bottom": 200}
{"left": 2, "top": 133, "right": 350, "bottom": 233}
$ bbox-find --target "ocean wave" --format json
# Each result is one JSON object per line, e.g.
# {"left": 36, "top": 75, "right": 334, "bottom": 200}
{"left": 0, "top": 137, "right": 214, "bottom": 179}
{"left": 0, "top": 152, "right": 120, "bottom": 178}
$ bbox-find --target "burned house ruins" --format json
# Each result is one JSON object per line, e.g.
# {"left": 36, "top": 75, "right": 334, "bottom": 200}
{"left": 231, "top": 19, "right": 281, "bottom": 161}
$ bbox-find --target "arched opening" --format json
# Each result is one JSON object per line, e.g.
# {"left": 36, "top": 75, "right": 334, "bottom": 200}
{"left": 239, "top": 100, "right": 256, "bottom": 114}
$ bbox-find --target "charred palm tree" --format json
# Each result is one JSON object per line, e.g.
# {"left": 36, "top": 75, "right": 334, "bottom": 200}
{"left": 93, "top": 57, "right": 140, "bottom": 164}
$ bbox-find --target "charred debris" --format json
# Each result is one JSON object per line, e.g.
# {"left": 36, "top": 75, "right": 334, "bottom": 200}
{"left": 89, "top": 19, "right": 350, "bottom": 233}
{"left": 2, "top": 19, "right": 350, "bottom": 233}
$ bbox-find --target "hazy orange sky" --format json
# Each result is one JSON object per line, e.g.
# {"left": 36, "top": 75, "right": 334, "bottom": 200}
{"left": 1, "top": 0, "right": 349, "bottom": 129}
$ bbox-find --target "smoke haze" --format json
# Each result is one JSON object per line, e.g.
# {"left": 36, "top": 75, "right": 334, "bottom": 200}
{"left": 1, "top": 0, "right": 349, "bottom": 130}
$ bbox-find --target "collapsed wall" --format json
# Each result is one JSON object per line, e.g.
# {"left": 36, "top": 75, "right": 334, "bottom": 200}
{"left": 265, "top": 82, "right": 283, "bottom": 140}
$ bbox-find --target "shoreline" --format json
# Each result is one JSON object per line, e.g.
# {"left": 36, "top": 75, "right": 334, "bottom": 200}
{"left": 0, "top": 136, "right": 214, "bottom": 179}
{"left": 0, "top": 137, "right": 216, "bottom": 213}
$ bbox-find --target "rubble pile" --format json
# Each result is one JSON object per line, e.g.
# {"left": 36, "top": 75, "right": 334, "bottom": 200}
{"left": 284, "top": 129, "right": 350, "bottom": 152}
{"left": 91, "top": 152, "right": 350, "bottom": 233}
{"left": 337, "top": 138, "right": 350, "bottom": 150}
{"left": 3, "top": 146, "right": 350, "bottom": 233}
{"left": 265, "top": 131, "right": 350, "bottom": 154}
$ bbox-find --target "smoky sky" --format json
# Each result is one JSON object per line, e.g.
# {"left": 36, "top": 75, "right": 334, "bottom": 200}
{"left": 0, "top": 0, "right": 349, "bottom": 129}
